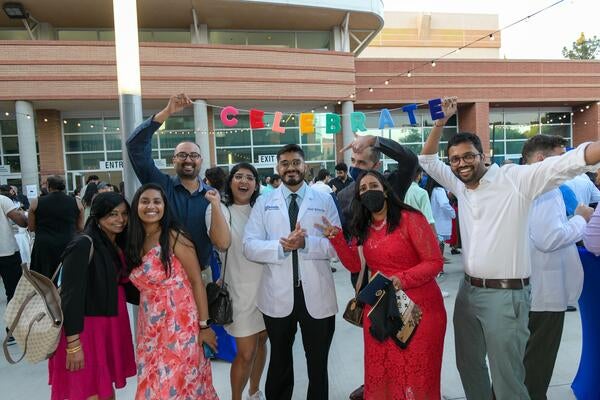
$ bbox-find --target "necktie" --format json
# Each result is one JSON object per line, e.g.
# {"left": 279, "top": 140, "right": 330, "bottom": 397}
{"left": 288, "top": 193, "right": 300, "bottom": 287}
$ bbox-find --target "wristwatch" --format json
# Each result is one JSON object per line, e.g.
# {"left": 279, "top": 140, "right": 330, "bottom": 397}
{"left": 199, "top": 319, "right": 214, "bottom": 330}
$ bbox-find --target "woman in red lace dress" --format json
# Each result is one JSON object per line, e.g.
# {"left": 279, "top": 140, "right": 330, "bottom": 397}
{"left": 321, "top": 170, "right": 446, "bottom": 399}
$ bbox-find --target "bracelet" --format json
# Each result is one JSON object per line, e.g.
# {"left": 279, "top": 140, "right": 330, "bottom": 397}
{"left": 66, "top": 345, "right": 82, "bottom": 354}
{"left": 199, "top": 324, "right": 211, "bottom": 330}
{"left": 67, "top": 338, "right": 80, "bottom": 344}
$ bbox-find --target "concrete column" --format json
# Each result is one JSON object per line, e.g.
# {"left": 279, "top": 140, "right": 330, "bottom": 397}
{"left": 191, "top": 23, "right": 208, "bottom": 44}
{"left": 341, "top": 101, "right": 355, "bottom": 165}
{"left": 15, "top": 101, "right": 39, "bottom": 196}
{"left": 331, "top": 26, "right": 342, "bottom": 51}
{"left": 194, "top": 100, "right": 211, "bottom": 178}
{"left": 118, "top": 94, "right": 142, "bottom": 201}
{"left": 36, "top": 23, "right": 56, "bottom": 40}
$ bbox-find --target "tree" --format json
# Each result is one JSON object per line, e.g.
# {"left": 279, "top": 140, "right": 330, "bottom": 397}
{"left": 562, "top": 32, "right": 600, "bottom": 60}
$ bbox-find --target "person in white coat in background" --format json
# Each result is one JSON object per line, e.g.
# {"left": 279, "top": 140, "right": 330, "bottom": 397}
{"left": 243, "top": 144, "right": 340, "bottom": 400}
{"left": 521, "top": 135, "right": 593, "bottom": 400}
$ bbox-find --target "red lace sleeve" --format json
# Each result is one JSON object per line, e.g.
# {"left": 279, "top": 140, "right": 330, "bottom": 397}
{"left": 329, "top": 230, "right": 361, "bottom": 273}
{"left": 396, "top": 211, "right": 443, "bottom": 290}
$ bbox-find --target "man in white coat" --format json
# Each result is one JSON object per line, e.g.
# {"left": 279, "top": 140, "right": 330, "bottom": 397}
{"left": 243, "top": 144, "right": 341, "bottom": 400}
{"left": 522, "top": 135, "right": 593, "bottom": 399}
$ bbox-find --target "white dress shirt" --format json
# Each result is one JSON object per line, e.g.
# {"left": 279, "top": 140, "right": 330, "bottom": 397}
{"left": 418, "top": 143, "right": 597, "bottom": 279}
{"left": 430, "top": 187, "right": 455, "bottom": 238}
{"left": 564, "top": 173, "right": 600, "bottom": 205}
{"left": 529, "top": 188, "right": 585, "bottom": 311}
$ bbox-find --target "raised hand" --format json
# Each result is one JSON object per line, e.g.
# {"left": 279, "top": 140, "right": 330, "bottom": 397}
{"left": 440, "top": 97, "right": 458, "bottom": 122}
{"left": 280, "top": 222, "right": 307, "bottom": 251}
{"left": 204, "top": 189, "right": 221, "bottom": 205}
{"left": 340, "top": 133, "right": 377, "bottom": 154}
{"left": 314, "top": 216, "right": 340, "bottom": 239}
{"left": 166, "top": 93, "right": 193, "bottom": 115}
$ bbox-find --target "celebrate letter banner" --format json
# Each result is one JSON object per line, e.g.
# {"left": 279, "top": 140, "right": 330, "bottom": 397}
{"left": 428, "top": 98, "right": 445, "bottom": 120}
{"left": 249, "top": 109, "right": 265, "bottom": 129}
{"left": 350, "top": 112, "right": 367, "bottom": 132}
{"left": 325, "top": 113, "right": 341, "bottom": 134}
{"left": 220, "top": 106, "right": 239, "bottom": 127}
{"left": 402, "top": 104, "right": 418, "bottom": 125}
{"left": 378, "top": 108, "right": 395, "bottom": 129}
{"left": 300, "top": 113, "right": 315, "bottom": 134}
{"left": 271, "top": 112, "right": 285, "bottom": 134}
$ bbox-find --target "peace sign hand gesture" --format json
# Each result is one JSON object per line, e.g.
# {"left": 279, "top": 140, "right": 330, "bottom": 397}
{"left": 314, "top": 216, "right": 341, "bottom": 239}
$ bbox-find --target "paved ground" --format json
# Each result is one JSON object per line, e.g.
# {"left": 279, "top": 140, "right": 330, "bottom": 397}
{"left": 0, "top": 250, "right": 581, "bottom": 399}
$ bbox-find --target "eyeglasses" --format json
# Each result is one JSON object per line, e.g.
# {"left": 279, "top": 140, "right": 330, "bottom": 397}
{"left": 278, "top": 159, "right": 303, "bottom": 169}
{"left": 174, "top": 152, "right": 201, "bottom": 161}
{"left": 449, "top": 153, "right": 481, "bottom": 166}
{"left": 233, "top": 173, "right": 255, "bottom": 182}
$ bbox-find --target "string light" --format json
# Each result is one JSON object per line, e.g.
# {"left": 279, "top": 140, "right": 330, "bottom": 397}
{"left": 384, "top": 80, "right": 390, "bottom": 85}
{"left": 489, "top": 33, "right": 495, "bottom": 40}
{"left": 368, "top": 87, "right": 374, "bottom": 92}
{"left": 337, "top": 101, "right": 342, "bottom": 105}
{"left": 586, "top": 105, "right": 590, "bottom": 109}
{"left": 324, "top": 105, "right": 328, "bottom": 110}
{"left": 407, "top": 72, "right": 412, "bottom": 78}
{"left": 26, "top": 114, "right": 31, "bottom": 119}
{"left": 43, "top": 118, "right": 48, "bottom": 122}
{"left": 4, "top": 112, "right": 9, "bottom": 116}
{"left": 431, "top": 61, "right": 436, "bottom": 67}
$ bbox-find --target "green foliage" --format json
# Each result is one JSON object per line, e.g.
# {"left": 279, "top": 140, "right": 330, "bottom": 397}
{"left": 562, "top": 32, "right": 600, "bottom": 60}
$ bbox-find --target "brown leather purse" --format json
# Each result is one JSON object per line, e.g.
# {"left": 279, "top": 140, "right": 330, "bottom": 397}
{"left": 343, "top": 246, "right": 367, "bottom": 327}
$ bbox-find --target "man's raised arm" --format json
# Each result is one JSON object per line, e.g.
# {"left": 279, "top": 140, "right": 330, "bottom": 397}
{"left": 421, "top": 97, "right": 457, "bottom": 155}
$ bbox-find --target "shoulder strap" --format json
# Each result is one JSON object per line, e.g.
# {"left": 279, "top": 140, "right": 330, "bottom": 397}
{"left": 52, "top": 234, "right": 94, "bottom": 284}
{"left": 219, "top": 205, "right": 232, "bottom": 288}
{"left": 353, "top": 245, "right": 367, "bottom": 298}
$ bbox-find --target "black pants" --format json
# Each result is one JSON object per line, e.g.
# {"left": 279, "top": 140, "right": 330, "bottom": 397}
{"left": 0, "top": 252, "right": 22, "bottom": 303}
{"left": 263, "top": 286, "right": 335, "bottom": 400}
{"left": 524, "top": 311, "right": 565, "bottom": 400}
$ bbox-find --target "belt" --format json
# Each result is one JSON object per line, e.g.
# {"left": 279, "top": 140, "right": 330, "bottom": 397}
{"left": 464, "top": 274, "right": 529, "bottom": 290}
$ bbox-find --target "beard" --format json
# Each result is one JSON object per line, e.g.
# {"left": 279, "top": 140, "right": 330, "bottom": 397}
{"left": 452, "top": 165, "right": 482, "bottom": 185}
{"left": 282, "top": 170, "right": 305, "bottom": 186}
{"left": 175, "top": 162, "right": 199, "bottom": 178}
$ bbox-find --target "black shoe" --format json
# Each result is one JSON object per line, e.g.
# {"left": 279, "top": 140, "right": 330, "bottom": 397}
{"left": 566, "top": 306, "right": 577, "bottom": 312}
{"left": 450, "top": 248, "right": 461, "bottom": 255}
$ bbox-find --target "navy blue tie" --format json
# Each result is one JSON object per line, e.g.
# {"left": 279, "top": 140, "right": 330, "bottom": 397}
{"left": 288, "top": 193, "right": 300, "bottom": 287}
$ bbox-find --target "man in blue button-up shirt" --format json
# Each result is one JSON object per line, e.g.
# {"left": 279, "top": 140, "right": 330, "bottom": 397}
{"left": 126, "top": 94, "right": 229, "bottom": 270}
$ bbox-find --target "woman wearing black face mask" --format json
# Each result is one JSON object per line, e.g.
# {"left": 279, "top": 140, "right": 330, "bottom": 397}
{"left": 318, "top": 170, "right": 446, "bottom": 399}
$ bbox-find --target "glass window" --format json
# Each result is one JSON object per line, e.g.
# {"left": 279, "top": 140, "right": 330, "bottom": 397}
{"left": 423, "top": 127, "right": 458, "bottom": 142}
{"left": 303, "top": 144, "right": 335, "bottom": 161}
{"left": 216, "top": 148, "right": 252, "bottom": 165}
{"left": 98, "top": 30, "right": 115, "bottom": 41}
{"left": 159, "top": 131, "right": 194, "bottom": 149}
{"left": 162, "top": 116, "right": 195, "bottom": 130}
{"left": 106, "top": 151, "right": 123, "bottom": 161}
{"left": 0, "top": 120, "right": 18, "bottom": 135}
{"left": 209, "top": 31, "right": 247, "bottom": 45}
{"left": 423, "top": 113, "right": 457, "bottom": 127}
{"left": 152, "top": 31, "right": 191, "bottom": 43}
{"left": 504, "top": 125, "right": 539, "bottom": 140}
{"left": 57, "top": 30, "right": 99, "bottom": 41}
{"left": 138, "top": 31, "right": 154, "bottom": 42}
{"left": 506, "top": 140, "right": 527, "bottom": 155}
{"left": 247, "top": 32, "right": 294, "bottom": 47}
{"left": 64, "top": 134, "right": 104, "bottom": 152}
{"left": 1, "top": 136, "right": 19, "bottom": 154}
{"left": 0, "top": 29, "right": 29, "bottom": 40}
{"left": 504, "top": 111, "right": 539, "bottom": 126}
{"left": 64, "top": 118, "right": 104, "bottom": 133}
{"left": 66, "top": 153, "right": 106, "bottom": 170}
{"left": 491, "top": 141, "right": 504, "bottom": 157}
{"left": 254, "top": 128, "right": 298, "bottom": 146}
{"left": 489, "top": 112, "right": 503, "bottom": 125}
{"left": 541, "top": 124, "right": 571, "bottom": 139}
{"left": 104, "top": 133, "right": 122, "bottom": 151}
{"left": 391, "top": 127, "right": 421, "bottom": 143}
{"left": 296, "top": 32, "right": 330, "bottom": 50}
{"left": 253, "top": 147, "right": 281, "bottom": 164}
{"left": 3, "top": 156, "right": 20, "bottom": 172}
{"left": 541, "top": 112, "right": 571, "bottom": 124}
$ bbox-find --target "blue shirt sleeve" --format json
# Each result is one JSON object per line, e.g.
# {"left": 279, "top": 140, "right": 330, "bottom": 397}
{"left": 126, "top": 116, "right": 170, "bottom": 187}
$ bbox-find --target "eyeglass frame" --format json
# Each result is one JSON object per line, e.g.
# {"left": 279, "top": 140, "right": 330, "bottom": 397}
{"left": 232, "top": 173, "right": 256, "bottom": 182}
{"left": 277, "top": 159, "right": 304, "bottom": 169}
{"left": 448, "top": 152, "right": 482, "bottom": 166}
{"left": 174, "top": 152, "right": 201, "bottom": 161}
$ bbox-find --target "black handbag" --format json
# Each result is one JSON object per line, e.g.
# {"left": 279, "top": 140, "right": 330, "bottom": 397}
{"left": 343, "top": 245, "right": 367, "bottom": 327}
{"left": 205, "top": 207, "right": 233, "bottom": 325}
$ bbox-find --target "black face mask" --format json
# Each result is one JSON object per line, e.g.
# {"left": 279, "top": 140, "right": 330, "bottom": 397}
{"left": 360, "top": 190, "right": 386, "bottom": 213}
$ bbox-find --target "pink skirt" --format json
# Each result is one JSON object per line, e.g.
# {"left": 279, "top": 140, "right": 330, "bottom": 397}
{"left": 49, "top": 285, "right": 136, "bottom": 400}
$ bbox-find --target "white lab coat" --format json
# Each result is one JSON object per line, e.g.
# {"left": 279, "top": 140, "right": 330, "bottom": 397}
{"left": 529, "top": 188, "right": 585, "bottom": 311}
{"left": 243, "top": 185, "right": 341, "bottom": 319}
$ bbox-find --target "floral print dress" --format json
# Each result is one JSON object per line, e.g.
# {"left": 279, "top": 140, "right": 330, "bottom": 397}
{"left": 129, "top": 245, "right": 218, "bottom": 400}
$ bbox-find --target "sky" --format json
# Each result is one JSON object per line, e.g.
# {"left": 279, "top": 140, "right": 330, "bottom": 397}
{"left": 383, "top": 0, "right": 600, "bottom": 59}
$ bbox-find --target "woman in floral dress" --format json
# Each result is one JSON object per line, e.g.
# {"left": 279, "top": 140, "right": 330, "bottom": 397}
{"left": 126, "top": 183, "right": 218, "bottom": 399}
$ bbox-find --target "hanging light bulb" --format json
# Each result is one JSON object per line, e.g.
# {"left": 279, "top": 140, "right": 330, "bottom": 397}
{"left": 489, "top": 33, "right": 495, "bottom": 41}
{"left": 407, "top": 72, "right": 412, "bottom": 78}
{"left": 4, "top": 112, "right": 10, "bottom": 116}
{"left": 368, "top": 88, "right": 374, "bottom": 93}
{"left": 43, "top": 118, "right": 48, "bottom": 122}
{"left": 26, "top": 114, "right": 31, "bottom": 119}
{"left": 384, "top": 80, "right": 390, "bottom": 85}
{"left": 337, "top": 100, "right": 342, "bottom": 105}
{"left": 431, "top": 61, "right": 436, "bottom": 67}
{"left": 324, "top": 105, "right": 328, "bottom": 110}
{"left": 63, "top": 120, "right": 67, "bottom": 124}
{"left": 586, "top": 105, "right": 590, "bottom": 109}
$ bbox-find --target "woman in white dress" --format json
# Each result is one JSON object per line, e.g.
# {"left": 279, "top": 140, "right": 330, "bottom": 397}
{"left": 206, "top": 162, "right": 268, "bottom": 400}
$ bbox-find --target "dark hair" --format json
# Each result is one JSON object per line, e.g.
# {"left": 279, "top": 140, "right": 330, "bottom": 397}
{"left": 335, "top": 162, "right": 348, "bottom": 173}
{"left": 204, "top": 167, "right": 227, "bottom": 192}
{"left": 521, "top": 134, "right": 568, "bottom": 162}
{"left": 84, "top": 192, "right": 130, "bottom": 277}
{"left": 316, "top": 169, "right": 330, "bottom": 182}
{"left": 85, "top": 175, "right": 99, "bottom": 184}
{"left": 82, "top": 182, "right": 98, "bottom": 207}
{"left": 126, "top": 183, "right": 191, "bottom": 276}
{"left": 425, "top": 176, "right": 443, "bottom": 199}
{"left": 47, "top": 175, "right": 66, "bottom": 191}
{"left": 271, "top": 174, "right": 281, "bottom": 181}
{"left": 350, "top": 170, "right": 414, "bottom": 245}
{"left": 413, "top": 165, "right": 423, "bottom": 181}
{"left": 447, "top": 132, "right": 484, "bottom": 155}
{"left": 224, "top": 162, "right": 261, "bottom": 207}
{"left": 276, "top": 144, "right": 305, "bottom": 161}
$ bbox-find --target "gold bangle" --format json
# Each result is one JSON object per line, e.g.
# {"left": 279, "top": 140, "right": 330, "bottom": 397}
{"left": 66, "top": 345, "right": 82, "bottom": 354}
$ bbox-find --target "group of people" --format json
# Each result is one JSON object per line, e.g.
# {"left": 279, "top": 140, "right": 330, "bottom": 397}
{"left": 3, "top": 93, "right": 600, "bottom": 400}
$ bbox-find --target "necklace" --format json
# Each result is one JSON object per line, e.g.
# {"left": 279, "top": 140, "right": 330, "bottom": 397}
{"left": 371, "top": 218, "right": 387, "bottom": 231}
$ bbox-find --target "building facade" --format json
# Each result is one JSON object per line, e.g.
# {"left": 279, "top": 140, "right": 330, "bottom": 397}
{"left": 0, "top": 2, "right": 599, "bottom": 192}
